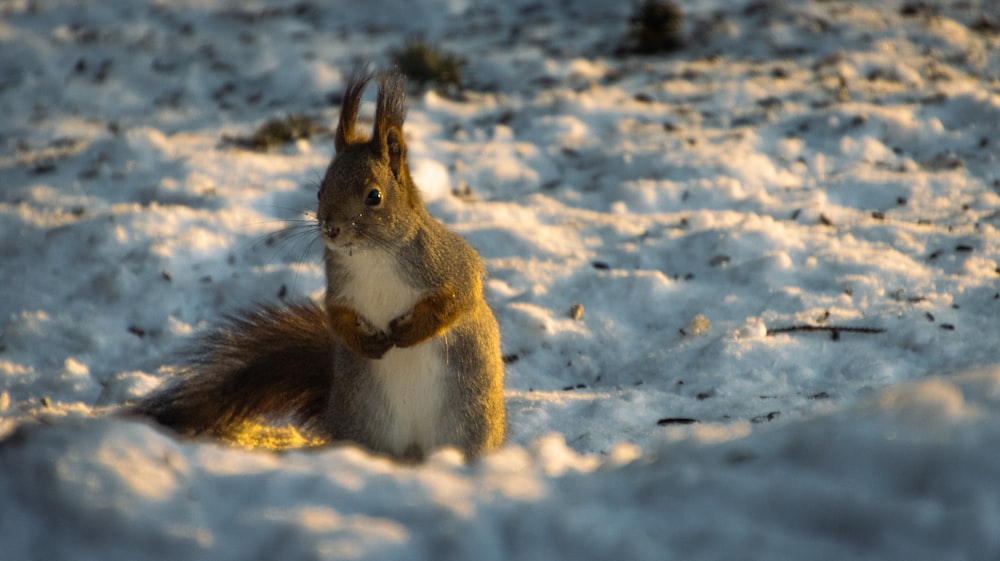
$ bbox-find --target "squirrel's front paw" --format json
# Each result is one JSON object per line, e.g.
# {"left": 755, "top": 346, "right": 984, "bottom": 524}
{"left": 350, "top": 330, "right": 393, "bottom": 359}
{"left": 389, "top": 312, "right": 430, "bottom": 348}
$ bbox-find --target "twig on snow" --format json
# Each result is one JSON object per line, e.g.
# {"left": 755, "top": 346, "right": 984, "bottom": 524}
{"left": 766, "top": 324, "right": 886, "bottom": 341}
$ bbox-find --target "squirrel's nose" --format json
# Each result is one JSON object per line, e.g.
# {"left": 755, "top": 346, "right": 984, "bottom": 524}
{"left": 319, "top": 221, "right": 340, "bottom": 240}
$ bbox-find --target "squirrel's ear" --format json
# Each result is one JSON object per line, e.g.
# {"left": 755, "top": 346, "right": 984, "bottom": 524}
{"left": 385, "top": 126, "right": 406, "bottom": 177}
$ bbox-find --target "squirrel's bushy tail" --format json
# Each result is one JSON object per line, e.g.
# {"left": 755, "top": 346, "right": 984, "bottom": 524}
{"left": 136, "top": 301, "right": 333, "bottom": 438}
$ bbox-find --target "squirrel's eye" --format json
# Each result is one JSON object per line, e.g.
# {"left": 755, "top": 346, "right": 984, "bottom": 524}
{"left": 364, "top": 188, "right": 382, "bottom": 206}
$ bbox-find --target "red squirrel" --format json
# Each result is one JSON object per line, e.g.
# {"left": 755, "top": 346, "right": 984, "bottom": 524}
{"left": 137, "top": 69, "right": 506, "bottom": 461}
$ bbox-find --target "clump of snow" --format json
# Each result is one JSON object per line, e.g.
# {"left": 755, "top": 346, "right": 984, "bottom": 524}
{"left": 2, "top": 0, "right": 1000, "bottom": 558}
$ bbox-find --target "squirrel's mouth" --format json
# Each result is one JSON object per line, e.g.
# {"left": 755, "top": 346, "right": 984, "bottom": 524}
{"left": 323, "top": 238, "right": 355, "bottom": 251}
{"left": 324, "top": 239, "right": 369, "bottom": 258}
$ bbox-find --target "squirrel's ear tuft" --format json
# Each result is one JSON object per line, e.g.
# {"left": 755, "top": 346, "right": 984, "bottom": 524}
{"left": 335, "top": 67, "right": 375, "bottom": 153}
{"left": 372, "top": 70, "right": 408, "bottom": 167}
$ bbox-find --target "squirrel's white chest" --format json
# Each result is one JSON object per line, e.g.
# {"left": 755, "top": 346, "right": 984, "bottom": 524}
{"left": 337, "top": 248, "right": 420, "bottom": 331}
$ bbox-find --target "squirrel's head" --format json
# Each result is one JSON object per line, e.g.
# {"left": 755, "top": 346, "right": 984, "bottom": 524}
{"left": 318, "top": 69, "right": 422, "bottom": 253}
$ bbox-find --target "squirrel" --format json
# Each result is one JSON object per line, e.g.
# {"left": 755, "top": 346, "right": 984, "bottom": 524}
{"left": 136, "top": 69, "right": 506, "bottom": 461}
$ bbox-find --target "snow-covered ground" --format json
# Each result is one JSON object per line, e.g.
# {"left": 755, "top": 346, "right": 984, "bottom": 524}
{"left": 2, "top": 0, "right": 1000, "bottom": 558}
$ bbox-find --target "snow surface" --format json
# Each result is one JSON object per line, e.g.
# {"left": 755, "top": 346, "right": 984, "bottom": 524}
{"left": 2, "top": 0, "right": 1000, "bottom": 558}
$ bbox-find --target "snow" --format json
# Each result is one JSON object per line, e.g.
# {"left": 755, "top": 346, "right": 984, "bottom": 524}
{"left": 2, "top": 0, "right": 1000, "bottom": 558}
